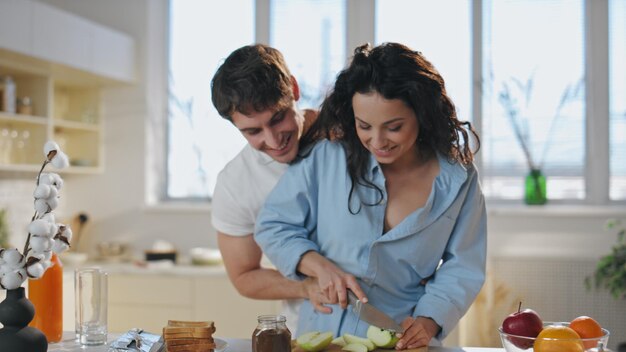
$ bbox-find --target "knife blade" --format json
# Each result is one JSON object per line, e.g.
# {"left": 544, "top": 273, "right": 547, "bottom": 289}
{"left": 347, "top": 291, "right": 403, "bottom": 333}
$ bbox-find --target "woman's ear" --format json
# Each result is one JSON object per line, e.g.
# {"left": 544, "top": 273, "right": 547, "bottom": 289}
{"left": 291, "top": 76, "right": 300, "bottom": 101}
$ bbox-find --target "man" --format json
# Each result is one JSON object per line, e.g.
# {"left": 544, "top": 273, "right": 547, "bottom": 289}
{"left": 210, "top": 44, "right": 325, "bottom": 333}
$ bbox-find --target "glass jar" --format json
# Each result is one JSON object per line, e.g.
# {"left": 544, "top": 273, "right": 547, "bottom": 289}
{"left": 252, "top": 315, "right": 291, "bottom": 352}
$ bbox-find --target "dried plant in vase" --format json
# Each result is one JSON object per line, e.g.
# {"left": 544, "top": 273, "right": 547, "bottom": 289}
{"left": 0, "top": 141, "right": 71, "bottom": 290}
{"left": 498, "top": 75, "right": 582, "bottom": 205}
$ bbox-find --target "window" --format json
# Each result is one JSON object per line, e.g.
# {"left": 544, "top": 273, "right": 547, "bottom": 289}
{"left": 167, "top": 0, "right": 252, "bottom": 198}
{"left": 481, "top": 0, "right": 585, "bottom": 201}
{"left": 610, "top": 0, "right": 626, "bottom": 200}
{"left": 166, "top": 0, "right": 621, "bottom": 205}
{"left": 270, "top": 0, "right": 346, "bottom": 110}
{"left": 375, "top": 0, "right": 471, "bottom": 125}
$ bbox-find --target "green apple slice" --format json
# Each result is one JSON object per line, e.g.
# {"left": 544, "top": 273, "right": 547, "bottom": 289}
{"left": 297, "top": 331, "right": 334, "bottom": 352}
{"left": 342, "top": 343, "right": 369, "bottom": 352}
{"left": 343, "top": 333, "right": 375, "bottom": 351}
{"left": 331, "top": 336, "right": 347, "bottom": 346}
{"left": 366, "top": 325, "right": 400, "bottom": 348}
{"left": 297, "top": 331, "right": 320, "bottom": 346}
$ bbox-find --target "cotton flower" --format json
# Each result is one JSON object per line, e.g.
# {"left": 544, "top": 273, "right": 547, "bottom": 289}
{"left": 0, "top": 270, "right": 24, "bottom": 290}
{"left": 28, "top": 219, "right": 55, "bottom": 237}
{"left": 43, "top": 141, "right": 60, "bottom": 157}
{"left": 33, "top": 184, "right": 52, "bottom": 199}
{"left": 25, "top": 255, "right": 45, "bottom": 279}
{"left": 0, "top": 248, "right": 24, "bottom": 268}
{"left": 0, "top": 140, "right": 72, "bottom": 291}
{"left": 39, "top": 173, "right": 64, "bottom": 191}
{"left": 26, "top": 262, "right": 45, "bottom": 279}
{"left": 29, "top": 236, "right": 54, "bottom": 253}
{"left": 51, "top": 152, "right": 69, "bottom": 169}
{"left": 43, "top": 141, "right": 69, "bottom": 169}
{"left": 33, "top": 174, "right": 61, "bottom": 213}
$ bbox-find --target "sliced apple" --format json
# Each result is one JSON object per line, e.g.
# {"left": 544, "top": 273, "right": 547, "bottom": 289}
{"left": 331, "top": 336, "right": 347, "bottom": 347}
{"left": 342, "top": 343, "right": 369, "bottom": 352}
{"left": 366, "top": 325, "right": 399, "bottom": 349}
{"left": 297, "top": 331, "right": 334, "bottom": 352}
{"left": 343, "top": 333, "right": 375, "bottom": 351}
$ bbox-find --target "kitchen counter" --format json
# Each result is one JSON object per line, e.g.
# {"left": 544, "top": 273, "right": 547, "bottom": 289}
{"left": 49, "top": 332, "right": 505, "bottom": 352}
{"left": 58, "top": 263, "right": 281, "bottom": 337}
{"left": 62, "top": 261, "right": 229, "bottom": 277}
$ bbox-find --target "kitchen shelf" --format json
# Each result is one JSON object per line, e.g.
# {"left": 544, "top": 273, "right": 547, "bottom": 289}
{"left": 0, "top": 64, "right": 104, "bottom": 172}
{"left": 0, "top": 0, "right": 135, "bottom": 174}
{"left": 0, "top": 112, "right": 47, "bottom": 124}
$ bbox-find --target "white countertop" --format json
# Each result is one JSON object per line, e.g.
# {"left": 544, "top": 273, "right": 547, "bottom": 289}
{"left": 62, "top": 261, "right": 228, "bottom": 277}
{"left": 49, "top": 332, "right": 506, "bottom": 352}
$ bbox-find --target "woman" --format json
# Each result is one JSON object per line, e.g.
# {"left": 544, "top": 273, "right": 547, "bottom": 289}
{"left": 254, "top": 43, "right": 487, "bottom": 349}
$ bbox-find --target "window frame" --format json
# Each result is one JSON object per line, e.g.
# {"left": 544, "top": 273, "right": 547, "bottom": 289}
{"left": 162, "top": 0, "right": 623, "bottom": 207}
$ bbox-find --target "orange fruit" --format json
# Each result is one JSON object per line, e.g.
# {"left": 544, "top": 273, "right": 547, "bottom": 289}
{"left": 570, "top": 316, "right": 604, "bottom": 349}
{"left": 534, "top": 325, "right": 584, "bottom": 352}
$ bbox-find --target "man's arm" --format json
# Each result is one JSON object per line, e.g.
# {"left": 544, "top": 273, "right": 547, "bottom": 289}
{"left": 217, "top": 231, "right": 332, "bottom": 313}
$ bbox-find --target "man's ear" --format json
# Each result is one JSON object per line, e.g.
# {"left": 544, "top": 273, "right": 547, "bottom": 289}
{"left": 291, "top": 76, "right": 300, "bottom": 101}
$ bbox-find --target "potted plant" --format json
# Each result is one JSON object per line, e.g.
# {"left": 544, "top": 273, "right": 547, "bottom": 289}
{"left": 0, "top": 141, "right": 72, "bottom": 352}
{"left": 586, "top": 219, "right": 626, "bottom": 299}
{"left": 585, "top": 218, "right": 626, "bottom": 352}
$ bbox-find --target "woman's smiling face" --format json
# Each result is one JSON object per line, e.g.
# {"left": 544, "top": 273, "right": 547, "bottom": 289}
{"left": 352, "top": 92, "right": 420, "bottom": 166}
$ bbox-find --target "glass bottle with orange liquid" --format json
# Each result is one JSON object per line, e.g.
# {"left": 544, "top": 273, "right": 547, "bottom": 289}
{"left": 28, "top": 253, "right": 63, "bottom": 343}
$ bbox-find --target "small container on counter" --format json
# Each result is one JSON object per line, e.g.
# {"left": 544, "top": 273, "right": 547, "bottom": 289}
{"left": 16, "top": 96, "right": 33, "bottom": 115}
{"left": 0, "top": 76, "right": 16, "bottom": 113}
{"left": 252, "top": 315, "right": 291, "bottom": 352}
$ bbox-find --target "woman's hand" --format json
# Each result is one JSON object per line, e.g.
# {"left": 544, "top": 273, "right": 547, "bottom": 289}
{"left": 298, "top": 251, "right": 368, "bottom": 310}
{"left": 395, "top": 316, "right": 440, "bottom": 350}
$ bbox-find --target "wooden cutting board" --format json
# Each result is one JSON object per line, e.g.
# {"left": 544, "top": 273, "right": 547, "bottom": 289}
{"left": 291, "top": 342, "right": 428, "bottom": 352}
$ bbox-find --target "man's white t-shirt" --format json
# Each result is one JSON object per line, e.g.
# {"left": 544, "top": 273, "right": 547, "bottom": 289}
{"left": 211, "top": 144, "right": 302, "bottom": 333}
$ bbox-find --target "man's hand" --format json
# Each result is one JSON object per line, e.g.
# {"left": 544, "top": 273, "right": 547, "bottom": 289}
{"left": 395, "top": 316, "right": 440, "bottom": 350}
{"left": 302, "top": 277, "right": 334, "bottom": 314}
{"left": 298, "top": 251, "right": 367, "bottom": 310}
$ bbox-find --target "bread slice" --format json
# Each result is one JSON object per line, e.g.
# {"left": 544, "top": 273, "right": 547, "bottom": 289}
{"left": 165, "top": 342, "right": 216, "bottom": 352}
{"left": 165, "top": 338, "right": 214, "bottom": 346}
{"left": 167, "top": 320, "right": 214, "bottom": 328}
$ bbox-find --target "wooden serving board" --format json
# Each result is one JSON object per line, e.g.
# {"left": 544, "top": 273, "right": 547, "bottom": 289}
{"left": 291, "top": 342, "right": 428, "bottom": 352}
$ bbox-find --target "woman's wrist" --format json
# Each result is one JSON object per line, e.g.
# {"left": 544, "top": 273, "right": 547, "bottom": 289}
{"left": 297, "top": 250, "right": 323, "bottom": 277}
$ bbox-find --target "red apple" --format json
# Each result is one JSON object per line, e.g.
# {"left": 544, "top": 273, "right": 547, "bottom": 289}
{"left": 501, "top": 302, "right": 543, "bottom": 349}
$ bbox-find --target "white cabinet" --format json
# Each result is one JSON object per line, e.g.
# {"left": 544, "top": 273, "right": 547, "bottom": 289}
{"left": 90, "top": 22, "right": 135, "bottom": 82}
{"left": 0, "top": 0, "right": 32, "bottom": 55}
{"left": 0, "top": 0, "right": 135, "bottom": 83}
{"left": 31, "top": 2, "right": 91, "bottom": 72}
{"left": 60, "top": 267, "right": 282, "bottom": 339}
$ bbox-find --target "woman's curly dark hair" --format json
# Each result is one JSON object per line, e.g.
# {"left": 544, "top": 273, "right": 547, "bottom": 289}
{"left": 301, "top": 42, "right": 480, "bottom": 213}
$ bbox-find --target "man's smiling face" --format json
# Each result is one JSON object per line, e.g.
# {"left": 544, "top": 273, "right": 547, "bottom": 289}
{"left": 231, "top": 98, "right": 305, "bottom": 164}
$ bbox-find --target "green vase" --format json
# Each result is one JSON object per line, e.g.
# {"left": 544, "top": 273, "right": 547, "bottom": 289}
{"left": 525, "top": 169, "right": 547, "bottom": 205}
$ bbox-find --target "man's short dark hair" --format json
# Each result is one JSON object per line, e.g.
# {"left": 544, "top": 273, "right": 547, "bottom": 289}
{"left": 211, "top": 44, "right": 294, "bottom": 121}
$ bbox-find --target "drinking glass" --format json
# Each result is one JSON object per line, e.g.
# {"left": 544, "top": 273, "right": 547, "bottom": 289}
{"left": 74, "top": 268, "right": 108, "bottom": 345}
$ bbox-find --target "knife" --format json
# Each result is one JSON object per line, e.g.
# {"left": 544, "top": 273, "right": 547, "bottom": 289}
{"left": 347, "top": 291, "right": 403, "bottom": 333}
